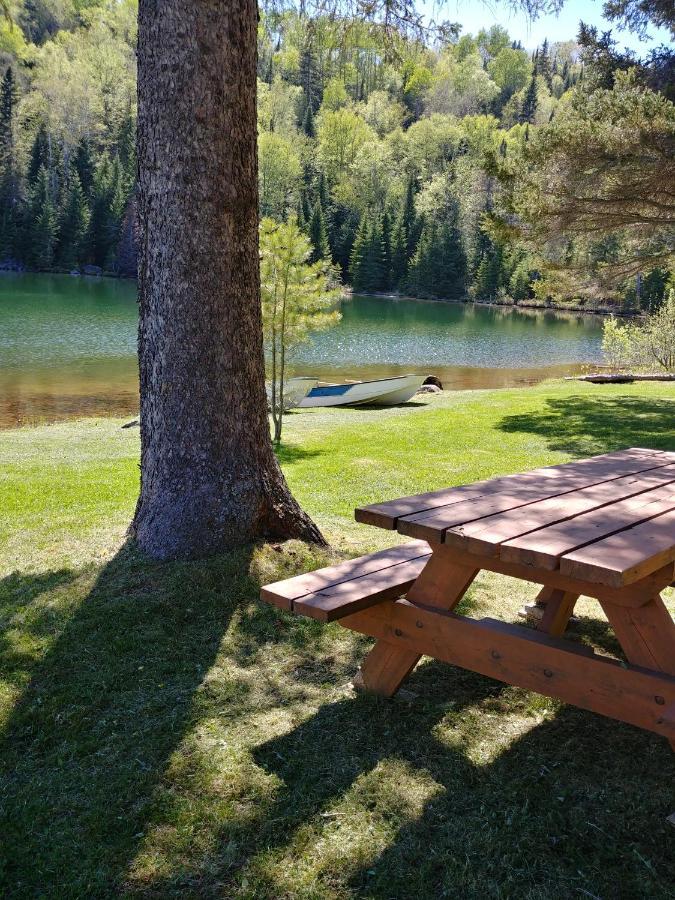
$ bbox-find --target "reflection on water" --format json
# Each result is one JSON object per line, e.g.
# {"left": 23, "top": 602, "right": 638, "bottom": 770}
{"left": 0, "top": 275, "right": 604, "bottom": 429}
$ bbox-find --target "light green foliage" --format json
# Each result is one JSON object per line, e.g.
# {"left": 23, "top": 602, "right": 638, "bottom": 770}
{"left": 602, "top": 290, "right": 675, "bottom": 371}
{"left": 321, "top": 76, "right": 349, "bottom": 110}
{"left": 257, "top": 76, "right": 303, "bottom": 137}
{"left": 427, "top": 49, "right": 499, "bottom": 117}
{"left": 316, "top": 106, "right": 375, "bottom": 183}
{"left": 260, "top": 217, "right": 341, "bottom": 442}
{"left": 361, "top": 89, "right": 405, "bottom": 137}
{"left": 488, "top": 47, "right": 531, "bottom": 97}
{"left": 258, "top": 131, "right": 303, "bottom": 221}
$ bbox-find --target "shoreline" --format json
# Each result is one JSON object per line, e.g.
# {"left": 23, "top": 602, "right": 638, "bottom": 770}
{"left": 346, "top": 290, "right": 636, "bottom": 319}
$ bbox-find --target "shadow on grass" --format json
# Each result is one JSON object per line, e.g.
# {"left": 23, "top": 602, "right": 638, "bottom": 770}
{"left": 273, "top": 443, "right": 323, "bottom": 465}
{"left": 0, "top": 544, "right": 258, "bottom": 896}
{"left": 133, "top": 651, "right": 675, "bottom": 899}
{"left": 498, "top": 393, "right": 675, "bottom": 457}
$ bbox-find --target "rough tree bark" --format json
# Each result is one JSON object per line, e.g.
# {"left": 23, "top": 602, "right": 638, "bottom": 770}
{"left": 131, "top": 0, "right": 325, "bottom": 559}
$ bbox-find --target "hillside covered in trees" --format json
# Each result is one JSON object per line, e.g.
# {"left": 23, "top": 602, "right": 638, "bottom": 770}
{"left": 0, "top": 0, "right": 672, "bottom": 309}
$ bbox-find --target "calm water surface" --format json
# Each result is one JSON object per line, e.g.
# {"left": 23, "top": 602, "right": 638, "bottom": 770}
{"left": 0, "top": 274, "right": 603, "bottom": 428}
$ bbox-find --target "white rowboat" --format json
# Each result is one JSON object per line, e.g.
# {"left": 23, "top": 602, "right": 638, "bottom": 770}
{"left": 297, "top": 374, "right": 426, "bottom": 408}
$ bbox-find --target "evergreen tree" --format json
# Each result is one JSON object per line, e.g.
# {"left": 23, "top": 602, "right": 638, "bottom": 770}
{"left": 520, "top": 76, "right": 538, "bottom": 124}
{"left": 536, "top": 39, "right": 553, "bottom": 88}
{"left": 74, "top": 139, "right": 95, "bottom": 198}
{"left": 27, "top": 125, "right": 50, "bottom": 188}
{"left": 56, "top": 172, "right": 90, "bottom": 269}
{"left": 381, "top": 210, "right": 392, "bottom": 290}
{"left": 333, "top": 207, "right": 359, "bottom": 279}
{"left": 474, "top": 243, "right": 503, "bottom": 301}
{"left": 26, "top": 165, "right": 58, "bottom": 269}
{"left": 350, "top": 215, "right": 385, "bottom": 292}
{"left": 308, "top": 200, "right": 330, "bottom": 262}
{"left": 0, "top": 67, "right": 19, "bottom": 257}
{"left": 302, "top": 102, "right": 315, "bottom": 138}
{"left": 390, "top": 217, "right": 408, "bottom": 289}
{"left": 404, "top": 220, "right": 435, "bottom": 297}
{"left": 299, "top": 37, "right": 322, "bottom": 113}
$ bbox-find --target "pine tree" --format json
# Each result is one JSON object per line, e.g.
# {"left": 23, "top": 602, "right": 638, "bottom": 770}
{"left": 299, "top": 37, "right": 322, "bottom": 113}
{"left": 302, "top": 102, "right": 315, "bottom": 138}
{"left": 404, "top": 220, "right": 435, "bottom": 297}
{"left": 56, "top": 172, "right": 90, "bottom": 270}
{"left": 474, "top": 244, "right": 503, "bottom": 301}
{"left": 536, "top": 39, "right": 552, "bottom": 88}
{"left": 333, "top": 208, "right": 358, "bottom": 279}
{"left": 26, "top": 165, "right": 58, "bottom": 269}
{"left": 520, "top": 76, "right": 538, "bottom": 124}
{"left": 27, "top": 124, "right": 50, "bottom": 188}
{"left": 381, "top": 210, "right": 392, "bottom": 290}
{"left": 74, "top": 138, "right": 95, "bottom": 198}
{"left": 308, "top": 200, "right": 330, "bottom": 262}
{"left": 350, "top": 215, "right": 385, "bottom": 292}
{"left": 390, "top": 216, "right": 408, "bottom": 289}
{"left": 0, "top": 67, "right": 19, "bottom": 257}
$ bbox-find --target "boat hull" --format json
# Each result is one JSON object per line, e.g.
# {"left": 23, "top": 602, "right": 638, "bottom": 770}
{"left": 297, "top": 375, "right": 426, "bottom": 408}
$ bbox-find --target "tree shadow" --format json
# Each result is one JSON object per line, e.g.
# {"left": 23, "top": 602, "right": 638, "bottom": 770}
{"left": 274, "top": 443, "right": 323, "bottom": 465}
{"left": 498, "top": 394, "right": 675, "bottom": 457}
{"left": 0, "top": 543, "right": 256, "bottom": 895}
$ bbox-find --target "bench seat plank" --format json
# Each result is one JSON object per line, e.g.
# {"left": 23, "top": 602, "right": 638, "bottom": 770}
{"left": 260, "top": 540, "right": 431, "bottom": 611}
{"left": 294, "top": 555, "right": 431, "bottom": 622}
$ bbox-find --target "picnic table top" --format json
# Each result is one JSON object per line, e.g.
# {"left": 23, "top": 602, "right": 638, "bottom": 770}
{"left": 355, "top": 448, "right": 675, "bottom": 589}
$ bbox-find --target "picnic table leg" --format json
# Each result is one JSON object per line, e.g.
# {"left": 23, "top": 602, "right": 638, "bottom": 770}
{"left": 601, "top": 594, "right": 675, "bottom": 751}
{"left": 354, "top": 553, "right": 478, "bottom": 697}
{"left": 536, "top": 588, "right": 580, "bottom": 637}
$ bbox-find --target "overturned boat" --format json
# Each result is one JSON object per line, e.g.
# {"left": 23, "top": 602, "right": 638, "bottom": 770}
{"left": 297, "top": 374, "right": 426, "bottom": 408}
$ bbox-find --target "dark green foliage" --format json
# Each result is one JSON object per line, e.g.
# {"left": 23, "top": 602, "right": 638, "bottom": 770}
{"left": 26, "top": 125, "right": 50, "bottom": 188}
{"left": 332, "top": 206, "right": 359, "bottom": 279}
{"left": 56, "top": 172, "right": 89, "bottom": 270}
{"left": 350, "top": 215, "right": 386, "bottom": 293}
{"left": 302, "top": 102, "right": 315, "bottom": 138}
{"left": 73, "top": 139, "right": 95, "bottom": 198}
{"left": 308, "top": 201, "right": 330, "bottom": 262}
{"left": 520, "top": 76, "right": 538, "bottom": 124}
{"left": 405, "top": 219, "right": 466, "bottom": 299}
{"left": 25, "top": 165, "right": 58, "bottom": 269}
{"left": 299, "top": 37, "right": 322, "bottom": 114}
{"left": 474, "top": 241, "right": 504, "bottom": 301}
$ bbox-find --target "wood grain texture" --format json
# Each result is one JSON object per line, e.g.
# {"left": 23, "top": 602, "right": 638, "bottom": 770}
{"left": 501, "top": 484, "right": 675, "bottom": 573}
{"left": 560, "top": 510, "right": 675, "bottom": 586}
{"left": 356, "top": 449, "right": 675, "bottom": 531}
{"left": 260, "top": 540, "right": 430, "bottom": 609}
{"left": 443, "top": 466, "right": 675, "bottom": 557}
{"left": 341, "top": 599, "right": 675, "bottom": 739}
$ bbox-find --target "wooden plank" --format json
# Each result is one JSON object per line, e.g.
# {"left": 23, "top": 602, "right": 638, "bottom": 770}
{"left": 352, "top": 641, "right": 420, "bottom": 697}
{"left": 601, "top": 596, "right": 675, "bottom": 675}
{"left": 561, "top": 510, "right": 675, "bottom": 586}
{"left": 429, "top": 544, "right": 675, "bottom": 608}
{"left": 355, "top": 557, "right": 477, "bottom": 696}
{"left": 396, "top": 465, "right": 675, "bottom": 544}
{"left": 355, "top": 449, "right": 675, "bottom": 530}
{"left": 340, "top": 599, "right": 675, "bottom": 739}
{"left": 293, "top": 555, "right": 430, "bottom": 622}
{"left": 260, "top": 540, "right": 430, "bottom": 610}
{"left": 500, "top": 485, "right": 675, "bottom": 572}
{"left": 443, "top": 466, "right": 675, "bottom": 557}
{"left": 537, "top": 589, "right": 579, "bottom": 637}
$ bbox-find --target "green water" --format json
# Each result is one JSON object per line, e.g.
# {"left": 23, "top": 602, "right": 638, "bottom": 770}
{"left": 0, "top": 274, "right": 604, "bottom": 427}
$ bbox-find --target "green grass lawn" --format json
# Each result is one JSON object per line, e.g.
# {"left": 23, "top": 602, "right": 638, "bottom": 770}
{"left": 1, "top": 380, "right": 674, "bottom": 898}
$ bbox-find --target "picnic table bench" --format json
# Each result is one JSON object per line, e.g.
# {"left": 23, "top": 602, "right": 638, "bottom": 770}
{"left": 261, "top": 448, "right": 675, "bottom": 747}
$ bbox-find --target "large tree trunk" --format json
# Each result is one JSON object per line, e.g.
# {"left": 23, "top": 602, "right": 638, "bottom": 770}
{"left": 132, "top": 0, "right": 325, "bottom": 560}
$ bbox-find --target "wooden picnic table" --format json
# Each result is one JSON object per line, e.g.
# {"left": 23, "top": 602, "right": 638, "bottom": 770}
{"left": 262, "top": 448, "right": 675, "bottom": 748}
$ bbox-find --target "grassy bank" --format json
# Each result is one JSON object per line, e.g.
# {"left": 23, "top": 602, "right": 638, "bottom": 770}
{"left": 1, "top": 381, "right": 674, "bottom": 897}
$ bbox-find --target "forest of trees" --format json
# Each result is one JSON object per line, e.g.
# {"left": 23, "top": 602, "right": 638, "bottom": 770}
{"left": 0, "top": 0, "right": 671, "bottom": 309}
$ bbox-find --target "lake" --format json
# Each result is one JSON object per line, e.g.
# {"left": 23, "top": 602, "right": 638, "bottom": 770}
{"left": 0, "top": 273, "right": 604, "bottom": 428}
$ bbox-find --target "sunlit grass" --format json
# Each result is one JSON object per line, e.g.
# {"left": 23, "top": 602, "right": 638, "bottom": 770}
{"left": 0, "top": 379, "right": 674, "bottom": 897}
